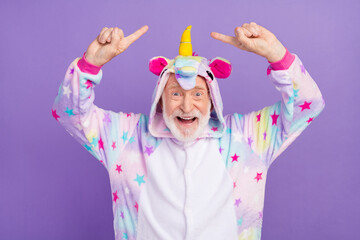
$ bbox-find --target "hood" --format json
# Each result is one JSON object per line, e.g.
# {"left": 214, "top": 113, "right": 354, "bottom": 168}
{"left": 148, "top": 26, "right": 232, "bottom": 140}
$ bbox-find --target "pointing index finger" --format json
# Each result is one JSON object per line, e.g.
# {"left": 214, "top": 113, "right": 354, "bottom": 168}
{"left": 210, "top": 32, "right": 237, "bottom": 46}
{"left": 126, "top": 25, "right": 149, "bottom": 45}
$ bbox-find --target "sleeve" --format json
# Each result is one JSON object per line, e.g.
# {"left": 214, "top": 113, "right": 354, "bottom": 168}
{"left": 234, "top": 49, "right": 325, "bottom": 169}
{"left": 51, "top": 54, "right": 141, "bottom": 171}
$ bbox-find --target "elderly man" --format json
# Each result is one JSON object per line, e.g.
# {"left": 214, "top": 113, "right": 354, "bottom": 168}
{"left": 52, "top": 23, "right": 325, "bottom": 240}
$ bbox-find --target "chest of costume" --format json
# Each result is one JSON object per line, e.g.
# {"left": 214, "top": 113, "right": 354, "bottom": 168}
{"left": 107, "top": 131, "right": 268, "bottom": 239}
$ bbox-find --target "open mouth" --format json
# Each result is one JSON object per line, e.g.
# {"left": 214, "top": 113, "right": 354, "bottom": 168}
{"left": 176, "top": 116, "right": 197, "bottom": 125}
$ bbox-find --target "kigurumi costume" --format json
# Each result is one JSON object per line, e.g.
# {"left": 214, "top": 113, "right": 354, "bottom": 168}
{"left": 52, "top": 26, "right": 325, "bottom": 240}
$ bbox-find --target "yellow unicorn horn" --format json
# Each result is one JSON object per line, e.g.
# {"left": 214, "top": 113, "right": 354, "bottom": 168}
{"left": 179, "top": 25, "right": 193, "bottom": 56}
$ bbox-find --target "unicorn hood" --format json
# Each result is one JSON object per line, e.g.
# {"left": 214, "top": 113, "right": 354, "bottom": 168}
{"left": 148, "top": 26, "right": 232, "bottom": 140}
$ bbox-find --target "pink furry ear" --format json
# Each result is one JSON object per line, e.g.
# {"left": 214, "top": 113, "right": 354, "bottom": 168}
{"left": 209, "top": 57, "right": 232, "bottom": 79}
{"left": 149, "top": 56, "right": 170, "bottom": 76}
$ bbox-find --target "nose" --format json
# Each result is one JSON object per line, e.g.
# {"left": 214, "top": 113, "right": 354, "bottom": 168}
{"left": 180, "top": 94, "right": 194, "bottom": 113}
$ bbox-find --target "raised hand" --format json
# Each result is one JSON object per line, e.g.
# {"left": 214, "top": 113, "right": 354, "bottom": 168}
{"left": 85, "top": 25, "right": 149, "bottom": 66}
{"left": 210, "top": 22, "right": 286, "bottom": 62}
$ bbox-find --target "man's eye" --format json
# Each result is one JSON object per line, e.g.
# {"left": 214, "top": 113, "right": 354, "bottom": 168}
{"left": 195, "top": 92, "right": 202, "bottom": 97}
{"left": 172, "top": 92, "right": 180, "bottom": 96}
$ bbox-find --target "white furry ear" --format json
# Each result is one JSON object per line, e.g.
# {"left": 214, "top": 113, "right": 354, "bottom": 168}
{"left": 149, "top": 56, "right": 170, "bottom": 76}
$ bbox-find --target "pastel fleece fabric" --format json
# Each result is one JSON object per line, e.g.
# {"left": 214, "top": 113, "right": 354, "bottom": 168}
{"left": 52, "top": 50, "right": 325, "bottom": 240}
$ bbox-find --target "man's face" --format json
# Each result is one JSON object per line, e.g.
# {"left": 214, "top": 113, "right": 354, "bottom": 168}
{"left": 161, "top": 73, "right": 212, "bottom": 142}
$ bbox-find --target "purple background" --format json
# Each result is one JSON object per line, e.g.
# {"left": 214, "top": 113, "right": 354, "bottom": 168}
{"left": 1, "top": 0, "right": 359, "bottom": 239}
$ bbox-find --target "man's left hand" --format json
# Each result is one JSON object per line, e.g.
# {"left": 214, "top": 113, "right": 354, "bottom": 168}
{"left": 211, "top": 22, "right": 286, "bottom": 62}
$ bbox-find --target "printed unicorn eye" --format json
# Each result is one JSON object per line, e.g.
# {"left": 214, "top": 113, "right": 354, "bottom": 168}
{"left": 206, "top": 70, "right": 214, "bottom": 80}
{"left": 160, "top": 69, "right": 167, "bottom": 78}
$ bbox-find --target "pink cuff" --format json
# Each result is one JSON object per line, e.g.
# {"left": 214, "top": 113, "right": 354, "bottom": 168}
{"left": 268, "top": 48, "right": 295, "bottom": 70}
{"left": 77, "top": 52, "right": 103, "bottom": 74}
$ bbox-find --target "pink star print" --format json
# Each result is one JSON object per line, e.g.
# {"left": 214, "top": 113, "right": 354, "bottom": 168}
{"left": 85, "top": 80, "right": 93, "bottom": 89}
{"left": 254, "top": 172, "right": 263, "bottom": 182}
{"left": 211, "top": 126, "right": 218, "bottom": 132}
{"left": 256, "top": 113, "right": 261, "bottom": 122}
{"left": 115, "top": 164, "right": 122, "bottom": 174}
{"left": 299, "top": 101, "right": 312, "bottom": 111}
{"left": 219, "top": 147, "right": 223, "bottom": 154}
{"left": 300, "top": 64, "right": 306, "bottom": 74}
{"left": 234, "top": 198, "right": 242, "bottom": 207}
{"left": 233, "top": 182, "right": 236, "bottom": 188}
{"left": 98, "top": 137, "right": 104, "bottom": 151}
{"left": 263, "top": 131, "right": 267, "bottom": 140}
{"left": 231, "top": 153, "right": 239, "bottom": 162}
{"left": 69, "top": 68, "right": 74, "bottom": 74}
{"left": 134, "top": 202, "right": 139, "bottom": 212}
{"left": 270, "top": 111, "right": 279, "bottom": 126}
{"left": 112, "top": 141, "right": 116, "bottom": 150}
{"left": 52, "top": 109, "right": 60, "bottom": 121}
{"left": 126, "top": 113, "right": 131, "bottom": 117}
{"left": 247, "top": 137, "right": 253, "bottom": 146}
{"left": 306, "top": 117, "right": 314, "bottom": 124}
{"left": 113, "top": 191, "right": 119, "bottom": 202}
{"left": 103, "top": 112, "right": 111, "bottom": 124}
{"left": 144, "top": 146, "right": 154, "bottom": 156}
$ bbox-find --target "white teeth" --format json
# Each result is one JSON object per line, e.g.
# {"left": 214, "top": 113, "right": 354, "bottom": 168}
{"left": 180, "top": 117, "right": 194, "bottom": 120}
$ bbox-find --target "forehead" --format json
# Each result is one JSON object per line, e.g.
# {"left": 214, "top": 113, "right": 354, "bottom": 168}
{"left": 165, "top": 73, "right": 208, "bottom": 91}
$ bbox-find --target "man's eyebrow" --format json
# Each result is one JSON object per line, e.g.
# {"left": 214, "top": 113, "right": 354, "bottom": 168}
{"left": 168, "top": 83, "right": 180, "bottom": 89}
{"left": 193, "top": 86, "right": 208, "bottom": 90}
{"left": 167, "top": 83, "right": 208, "bottom": 91}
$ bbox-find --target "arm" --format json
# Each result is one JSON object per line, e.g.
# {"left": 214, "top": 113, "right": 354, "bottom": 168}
{"left": 52, "top": 54, "right": 140, "bottom": 170}
{"left": 236, "top": 49, "right": 325, "bottom": 168}
{"left": 52, "top": 25, "right": 148, "bottom": 170}
{"left": 211, "top": 22, "right": 325, "bottom": 168}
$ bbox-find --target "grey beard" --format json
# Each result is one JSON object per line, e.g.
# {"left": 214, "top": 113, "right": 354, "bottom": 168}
{"left": 162, "top": 99, "right": 211, "bottom": 142}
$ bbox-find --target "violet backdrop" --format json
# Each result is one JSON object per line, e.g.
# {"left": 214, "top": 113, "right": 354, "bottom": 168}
{"left": 1, "top": 0, "right": 359, "bottom": 239}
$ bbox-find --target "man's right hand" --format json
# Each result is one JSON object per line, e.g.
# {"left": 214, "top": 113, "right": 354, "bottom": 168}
{"left": 84, "top": 25, "right": 149, "bottom": 66}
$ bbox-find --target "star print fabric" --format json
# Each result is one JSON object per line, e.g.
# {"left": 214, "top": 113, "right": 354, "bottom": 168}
{"left": 52, "top": 58, "right": 149, "bottom": 239}
{"left": 52, "top": 58, "right": 142, "bottom": 170}
{"left": 213, "top": 53, "right": 325, "bottom": 238}
{"left": 232, "top": 53, "right": 325, "bottom": 168}
{"left": 52, "top": 49, "right": 324, "bottom": 240}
